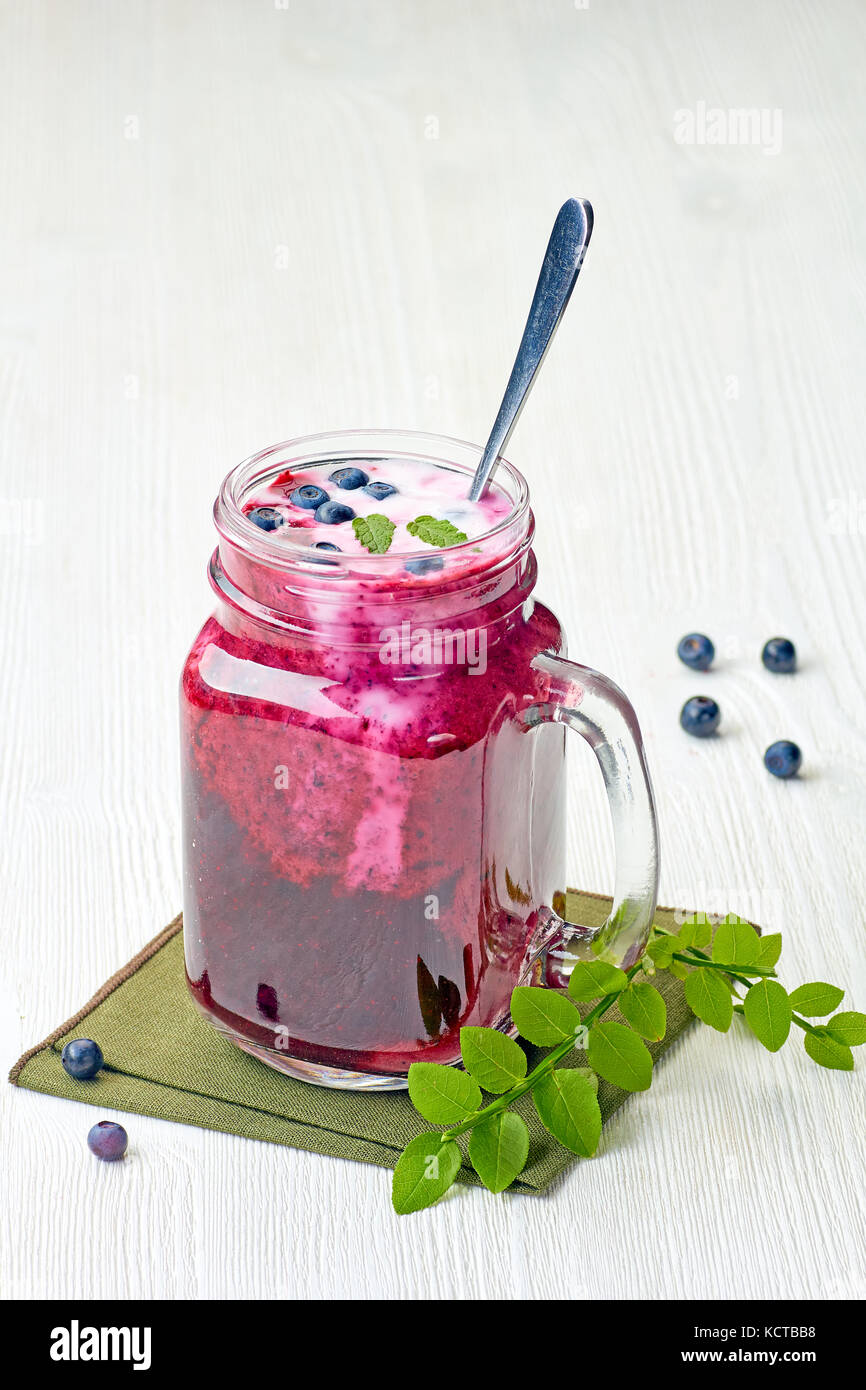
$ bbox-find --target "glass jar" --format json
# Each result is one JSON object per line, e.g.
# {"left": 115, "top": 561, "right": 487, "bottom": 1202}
{"left": 181, "top": 430, "right": 659, "bottom": 1089}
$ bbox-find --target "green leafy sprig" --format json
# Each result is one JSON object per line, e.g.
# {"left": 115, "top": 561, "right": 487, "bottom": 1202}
{"left": 392, "top": 913, "right": 864, "bottom": 1214}
{"left": 406, "top": 515, "right": 468, "bottom": 547}
{"left": 352, "top": 514, "right": 395, "bottom": 554}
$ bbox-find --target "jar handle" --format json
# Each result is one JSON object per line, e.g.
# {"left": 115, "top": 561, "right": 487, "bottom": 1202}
{"left": 527, "top": 651, "right": 660, "bottom": 977}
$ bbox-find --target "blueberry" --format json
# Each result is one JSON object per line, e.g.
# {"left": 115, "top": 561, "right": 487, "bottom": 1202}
{"left": 328, "top": 466, "right": 368, "bottom": 490}
{"left": 315, "top": 500, "right": 355, "bottom": 525}
{"left": 404, "top": 554, "right": 445, "bottom": 576}
{"left": 364, "top": 481, "right": 397, "bottom": 501}
{"left": 680, "top": 695, "right": 721, "bottom": 737}
{"left": 87, "top": 1120, "right": 128, "bottom": 1162}
{"left": 677, "top": 632, "right": 715, "bottom": 671}
{"left": 247, "top": 506, "right": 285, "bottom": 532}
{"left": 290, "top": 484, "right": 329, "bottom": 510}
{"left": 761, "top": 637, "right": 797, "bottom": 673}
{"left": 61, "top": 1038, "right": 104, "bottom": 1080}
{"left": 308, "top": 540, "right": 342, "bottom": 566}
{"left": 764, "top": 739, "right": 802, "bottom": 778}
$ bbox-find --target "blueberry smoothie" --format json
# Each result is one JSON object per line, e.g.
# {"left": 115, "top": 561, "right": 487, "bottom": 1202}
{"left": 181, "top": 433, "right": 567, "bottom": 1085}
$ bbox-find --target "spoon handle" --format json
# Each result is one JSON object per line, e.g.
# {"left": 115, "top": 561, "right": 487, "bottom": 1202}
{"left": 466, "top": 197, "right": 593, "bottom": 501}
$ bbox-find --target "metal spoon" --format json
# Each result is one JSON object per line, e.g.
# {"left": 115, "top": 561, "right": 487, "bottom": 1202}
{"left": 466, "top": 196, "right": 593, "bottom": 501}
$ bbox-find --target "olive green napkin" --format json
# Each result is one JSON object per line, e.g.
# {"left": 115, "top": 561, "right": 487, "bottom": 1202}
{"left": 9, "top": 893, "right": 698, "bottom": 1193}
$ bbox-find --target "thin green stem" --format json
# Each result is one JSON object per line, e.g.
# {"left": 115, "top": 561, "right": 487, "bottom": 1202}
{"left": 441, "top": 963, "right": 643, "bottom": 1142}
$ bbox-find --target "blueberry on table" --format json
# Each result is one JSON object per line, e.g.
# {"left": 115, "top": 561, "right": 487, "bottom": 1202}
{"left": 764, "top": 740, "right": 802, "bottom": 778}
{"left": 680, "top": 695, "right": 721, "bottom": 737}
{"left": 247, "top": 506, "right": 285, "bottom": 531}
{"left": 61, "top": 1038, "right": 104, "bottom": 1080}
{"left": 290, "top": 484, "right": 329, "bottom": 510}
{"left": 405, "top": 555, "right": 445, "bottom": 575}
{"left": 315, "top": 500, "right": 355, "bottom": 525}
{"left": 761, "top": 637, "right": 797, "bottom": 673}
{"left": 328, "top": 466, "right": 368, "bottom": 490}
{"left": 87, "top": 1121, "right": 128, "bottom": 1161}
{"left": 677, "top": 632, "right": 715, "bottom": 671}
{"left": 364, "top": 481, "right": 397, "bottom": 501}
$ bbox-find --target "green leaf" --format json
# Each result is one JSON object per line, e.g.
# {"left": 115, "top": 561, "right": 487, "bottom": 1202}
{"left": 406, "top": 515, "right": 468, "bottom": 548}
{"left": 459, "top": 1027, "right": 527, "bottom": 1093}
{"left": 567, "top": 959, "right": 629, "bottom": 1002}
{"left": 586, "top": 1021, "right": 653, "bottom": 1092}
{"left": 407, "top": 1063, "right": 482, "bottom": 1125}
{"left": 647, "top": 935, "right": 676, "bottom": 968}
{"left": 712, "top": 916, "right": 761, "bottom": 967}
{"left": 684, "top": 968, "right": 734, "bottom": 1032}
{"left": 468, "top": 1112, "right": 529, "bottom": 1192}
{"left": 533, "top": 1068, "right": 603, "bottom": 1155}
{"left": 391, "top": 1134, "right": 462, "bottom": 1213}
{"left": 351, "top": 513, "right": 395, "bottom": 554}
{"left": 510, "top": 986, "right": 582, "bottom": 1046}
{"left": 804, "top": 1029, "right": 854, "bottom": 1072}
{"left": 668, "top": 959, "right": 689, "bottom": 981}
{"left": 788, "top": 982, "right": 845, "bottom": 1016}
{"left": 618, "top": 982, "right": 667, "bottom": 1041}
{"left": 742, "top": 979, "right": 791, "bottom": 1052}
{"left": 825, "top": 1011, "right": 866, "bottom": 1047}
{"left": 756, "top": 933, "right": 783, "bottom": 969}
{"left": 691, "top": 916, "right": 713, "bottom": 948}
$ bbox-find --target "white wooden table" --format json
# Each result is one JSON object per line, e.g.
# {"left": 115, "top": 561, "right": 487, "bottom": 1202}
{"left": 2, "top": 0, "right": 864, "bottom": 1301}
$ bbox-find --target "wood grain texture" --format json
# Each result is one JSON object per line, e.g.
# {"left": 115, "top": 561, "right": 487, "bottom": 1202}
{"left": 1, "top": 0, "right": 865, "bottom": 1301}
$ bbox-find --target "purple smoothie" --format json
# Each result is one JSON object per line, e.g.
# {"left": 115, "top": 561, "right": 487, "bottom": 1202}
{"left": 181, "top": 439, "right": 567, "bottom": 1081}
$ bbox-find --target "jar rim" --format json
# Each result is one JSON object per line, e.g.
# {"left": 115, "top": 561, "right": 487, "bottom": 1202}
{"left": 214, "top": 427, "right": 532, "bottom": 573}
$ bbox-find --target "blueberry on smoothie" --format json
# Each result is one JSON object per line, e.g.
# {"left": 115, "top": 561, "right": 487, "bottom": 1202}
{"left": 87, "top": 1121, "right": 128, "bottom": 1162}
{"left": 308, "top": 540, "right": 342, "bottom": 565}
{"left": 291, "top": 484, "right": 329, "bottom": 510}
{"left": 761, "top": 637, "right": 797, "bottom": 673}
{"left": 677, "top": 633, "right": 715, "bottom": 671}
{"left": 247, "top": 506, "right": 285, "bottom": 532}
{"left": 364, "top": 481, "right": 397, "bottom": 501}
{"left": 405, "top": 555, "right": 445, "bottom": 575}
{"left": 61, "top": 1038, "right": 104, "bottom": 1080}
{"left": 764, "top": 739, "right": 802, "bottom": 778}
{"left": 315, "top": 500, "right": 355, "bottom": 525}
{"left": 680, "top": 695, "right": 720, "bottom": 737}
{"left": 328, "top": 467, "right": 368, "bottom": 490}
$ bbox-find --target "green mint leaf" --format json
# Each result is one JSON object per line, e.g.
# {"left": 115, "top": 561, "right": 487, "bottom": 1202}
{"left": 684, "top": 967, "right": 734, "bottom": 1032}
{"left": 467, "top": 1111, "right": 529, "bottom": 1192}
{"left": 406, "top": 515, "right": 468, "bottom": 548}
{"left": 567, "top": 959, "right": 629, "bottom": 1002}
{"left": 510, "top": 986, "right": 582, "bottom": 1046}
{"left": 416, "top": 955, "right": 442, "bottom": 1038}
{"left": 352, "top": 513, "right": 395, "bottom": 554}
{"left": 459, "top": 1027, "right": 527, "bottom": 1093}
{"left": 618, "top": 982, "right": 667, "bottom": 1041}
{"left": 407, "top": 1062, "right": 482, "bottom": 1125}
{"left": 742, "top": 979, "right": 791, "bottom": 1052}
{"left": 647, "top": 935, "right": 676, "bottom": 969}
{"left": 391, "top": 1134, "right": 462, "bottom": 1214}
{"left": 711, "top": 915, "right": 761, "bottom": 967}
{"left": 788, "top": 982, "right": 845, "bottom": 1016}
{"left": 756, "top": 933, "right": 783, "bottom": 969}
{"left": 587, "top": 1020, "right": 653, "bottom": 1092}
{"left": 825, "top": 1011, "right": 866, "bottom": 1047}
{"left": 803, "top": 1028, "right": 854, "bottom": 1072}
{"left": 533, "top": 1067, "right": 603, "bottom": 1155}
